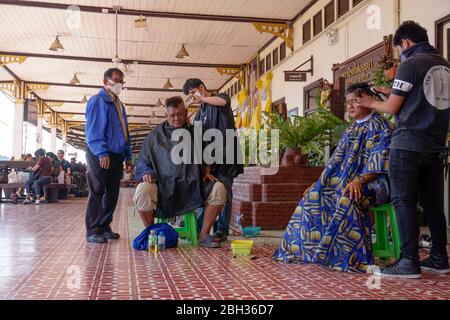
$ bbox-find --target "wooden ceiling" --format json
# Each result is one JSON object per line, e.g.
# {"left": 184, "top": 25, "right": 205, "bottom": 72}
{"left": 0, "top": 0, "right": 315, "bottom": 154}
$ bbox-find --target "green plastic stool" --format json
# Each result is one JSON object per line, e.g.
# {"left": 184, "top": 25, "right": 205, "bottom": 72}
{"left": 372, "top": 203, "right": 401, "bottom": 260}
{"left": 155, "top": 211, "right": 198, "bottom": 246}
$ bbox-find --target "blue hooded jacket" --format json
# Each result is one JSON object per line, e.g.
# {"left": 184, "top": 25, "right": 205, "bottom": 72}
{"left": 85, "top": 88, "right": 132, "bottom": 160}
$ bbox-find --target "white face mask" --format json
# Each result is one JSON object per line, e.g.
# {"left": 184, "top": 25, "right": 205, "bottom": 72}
{"left": 107, "top": 80, "right": 123, "bottom": 96}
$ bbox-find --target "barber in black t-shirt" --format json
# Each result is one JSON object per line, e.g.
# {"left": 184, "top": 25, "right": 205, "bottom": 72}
{"left": 183, "top": 78, "right": 244, "bottom": 244}
{"left": 359, "top": 21, "right": 450, "bottom": 278}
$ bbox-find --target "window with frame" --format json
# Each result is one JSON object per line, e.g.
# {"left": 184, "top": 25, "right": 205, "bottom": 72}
{"left": 265, "top": 53, "right": 272, "bottom": 71}
{"left": 279, "top": 41, "right": 286, "bottom": 61}
{"left": 313, "top": 11, "right": 323, "bottom": 36}
{"left": 303, "top": 79, "right": 323, "bottom": 117}
{"left": 338, "top": 0, "right": 350, "bottom": 17}
{"left": 258, "top": 58, "right": 265, "bottom": 78}
{"left": 303, "top": 19, "right": 312, "bottom": 44}
{"left": 272, "top": 48, "right": 279, "bottom": 67}
{"left": 353, "top": 0, "right": 364, "bottom": 6}
{"left": 325, "top": 1, "right": 335, "bottom": 27}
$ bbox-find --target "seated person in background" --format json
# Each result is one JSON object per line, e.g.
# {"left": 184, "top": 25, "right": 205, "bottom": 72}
{"left": 273, "top": 82, "right": 394, "bottom": 273}
{"left": 133, "top": 96, "right": 227, "bottom": 248}
{"left": 46, "top": 152, "right": 63, "bottom": 183}
{"left": 70, "top": 158, "right": 81, "bottom": 173}
{"left": 24, "top": 148, "right": 53, "bottom": 205}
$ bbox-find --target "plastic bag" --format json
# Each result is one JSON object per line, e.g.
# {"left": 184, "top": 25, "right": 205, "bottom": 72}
{"left": 8, "top": 169, "right": 21, "bottom": 184}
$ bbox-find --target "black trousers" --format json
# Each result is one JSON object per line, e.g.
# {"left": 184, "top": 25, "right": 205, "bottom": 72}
{"left": 85, "top": 149, "right": 124, "bottom": 237}
{"left": 389, "top": 148, "right": 448, "bottom": 262}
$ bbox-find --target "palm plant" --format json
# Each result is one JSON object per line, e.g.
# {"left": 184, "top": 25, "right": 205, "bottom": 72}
{"left": 264, "top": 106, "right": 345, "bottom": 154}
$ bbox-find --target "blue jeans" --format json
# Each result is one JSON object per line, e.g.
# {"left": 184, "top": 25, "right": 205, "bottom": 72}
{"left": 25, "top": 176, "right": 52, "bottom": 198}
{"left": 197, "top": 173, "right": 234, "bottom": 235}
{"left": 389, "top": 148, "right": 448, "bottom": 261}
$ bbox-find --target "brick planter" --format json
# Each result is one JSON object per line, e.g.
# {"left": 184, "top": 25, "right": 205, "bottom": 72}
{"left": 232, "top": 165, "right": 323, "bottom": 231}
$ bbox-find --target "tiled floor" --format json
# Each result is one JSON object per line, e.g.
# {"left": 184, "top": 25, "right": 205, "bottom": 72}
{"left": 0, "top": 188, "right": 449, "bottom": 300}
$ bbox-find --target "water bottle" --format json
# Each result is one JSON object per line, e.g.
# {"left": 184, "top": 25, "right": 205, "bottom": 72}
{"left": 235, "top": 213, "right": 243, "bottom": 235}
{"left": 148, "top": 230, "right": 157, "bottom": 252}
{"left": 12, "top": 192, "right": 18, "bottom": 204}
{"left": 158, "top": 231, "right": 166, "bottom": 252}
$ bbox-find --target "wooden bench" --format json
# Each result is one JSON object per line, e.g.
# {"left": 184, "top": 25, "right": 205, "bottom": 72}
{"left": 0, "top": 183, "right": 26, "bottom": 203}
{"left": 44, "top": 184, "right": 66, "bottom": 203}
{"left": 120, "top": 180, "right": 139, "bottom": 188}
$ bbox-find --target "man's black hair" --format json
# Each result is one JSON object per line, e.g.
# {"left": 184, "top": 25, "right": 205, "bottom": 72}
{"left": 34, "top": 148, "right": 46, "bottom": 157}
{"left": 393, "top": 21, "right": 429, "bottom": 46}
{"left": 345, "top": 82, "right": 371, "bottom": 97}
{"left": 70, "top": 157, "right": 76, "bottom": 161}
{"left": 183, "top": 78, "right": 206, "bottom": 95}
{"left": 57, "top": 150, "right": 64, "bottom": 155}
{"left": 165, "top": 96, "right": 185, "bottom": 109}
{"left": 104, "top": 68, "right": 124, "bottom": 80}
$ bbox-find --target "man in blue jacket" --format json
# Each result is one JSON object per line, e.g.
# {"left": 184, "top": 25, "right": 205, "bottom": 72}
{"left": 85, "top": 68, "right": 132, "bottom": 243}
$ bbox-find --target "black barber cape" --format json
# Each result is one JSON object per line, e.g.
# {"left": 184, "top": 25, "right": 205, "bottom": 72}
{"left": 137, "top": 121, "right": 212, "bottom": 218}
{"left": 194, "top": 93, "right": 244, "bottom": 178}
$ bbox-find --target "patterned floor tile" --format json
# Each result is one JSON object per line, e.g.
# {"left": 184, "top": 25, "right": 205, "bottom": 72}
{"left": 0, "top": 188, "right": 449, "bottom": 300}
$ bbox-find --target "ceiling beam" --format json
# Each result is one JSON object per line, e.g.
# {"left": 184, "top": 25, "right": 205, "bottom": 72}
{"left": 41, "top": 99, "right": 156, "bottom": 108}
{"left": 27, "top": 81, "right": 184, "bottom": 93}
{"left": 66, "top": 120, "right": 146, "bottom": 125}
{"left": 0, "top": 50, "right": 242, "bottom": 69}
{"left": 45, "top": 111, "right": 152, "bottom": 118}
{"left": 0, "top": 0, "right": 289, "bottom": 24}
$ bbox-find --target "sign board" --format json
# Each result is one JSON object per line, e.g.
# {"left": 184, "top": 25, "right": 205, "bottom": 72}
{"left": 333, "top": 42, "right": 385, "bottom": 87}
{"left": 284, "top": 71, "right": 307, "bottom": 82}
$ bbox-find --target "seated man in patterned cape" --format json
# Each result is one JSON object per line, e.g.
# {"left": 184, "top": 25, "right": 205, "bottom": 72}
{"left": 273, "top": 82, "right": 394, "bottom": 273}
{"left": 133, "top": 96, "right": 227, "bottom": 248}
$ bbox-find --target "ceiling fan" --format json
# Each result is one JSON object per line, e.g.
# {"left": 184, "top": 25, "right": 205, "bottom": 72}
{"left": 112, "top": 6, "right": 136, "bottom": 76}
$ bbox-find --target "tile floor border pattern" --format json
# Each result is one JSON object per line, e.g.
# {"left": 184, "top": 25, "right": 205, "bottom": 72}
{"left": 0, "top": 188, "right": 449, "bottom": 300}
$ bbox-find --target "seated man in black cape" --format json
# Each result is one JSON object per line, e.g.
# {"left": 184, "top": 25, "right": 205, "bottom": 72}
{"left": 133, "top": 96, "right": 227, "bottom": 248}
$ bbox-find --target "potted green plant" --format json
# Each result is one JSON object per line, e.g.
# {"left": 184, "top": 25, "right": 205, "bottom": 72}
{"left": 264, "top": 107, "right": 344, "bottom": 167}
{"left": 378, "top": 55, "right": 400, "bottom": 81}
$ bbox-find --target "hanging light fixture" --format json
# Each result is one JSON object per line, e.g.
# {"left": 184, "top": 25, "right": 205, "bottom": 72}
{"left": 49, "top": 36, "right": 64, "bottom": 52}
{"left": 155, "top": 98, "right": 163, "bottom": 108}
{"left": 163, "top": 79, "right": 174, "bottom": 90}
{"left": 81, "top": 95, "right": 88, "bottom": 103}
{"left": 175, "top": 44, "right": 190, "bottom": 59}
{"left": 70, "top": 73, "right": 81, "bottom": 85}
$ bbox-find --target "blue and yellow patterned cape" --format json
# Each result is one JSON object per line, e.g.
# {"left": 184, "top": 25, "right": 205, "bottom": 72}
{"left": 273, "top": 112, "right": 394, "bottom": 273}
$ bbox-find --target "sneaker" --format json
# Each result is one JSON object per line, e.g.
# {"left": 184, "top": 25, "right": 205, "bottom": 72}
{"left": 420, "top": 255, "right": 450, "bottom": 274}
{"left": 213, "top": 231, "right": 228, "bottom": 243}
{"left": 86, "top": 234, "right": 108, "bottom": 244}
{"left": 35, "top": 199, "right": 41, "bottom": 205}
{"left": 199, "top": 235, "right": 221, "bottom": 248}
{"left": 374, "top": 258, "right": 422, "bottom": 279}
{"left": 103, "top": 230, "right": 120, "bottom": 240}
{"left": 23, "top": 198, "right": 33, "bottom": 205}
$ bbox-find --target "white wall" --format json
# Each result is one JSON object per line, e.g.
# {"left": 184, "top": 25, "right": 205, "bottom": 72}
{"left": 249, "top": 0, "right": 450, "bottom": 115}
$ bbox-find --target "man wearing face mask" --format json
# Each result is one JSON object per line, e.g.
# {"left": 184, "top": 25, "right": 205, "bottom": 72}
{"left": 84, "top": 68, "right": 132, "bottom": 243}
{"left": 358, "top": 21, "right": 450, "bottom": 278}
{"left": 183, "top": 78, "right": 244, "bottom": 243}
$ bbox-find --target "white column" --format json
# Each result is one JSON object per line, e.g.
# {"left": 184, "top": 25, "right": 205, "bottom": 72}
{"left": 51, "top": 126, "right": 57, "bottom": 152}
{"left": 62, "top": 131, "right": 67, "bottom": 154}
{"left": 13, "top": 99, "right": 25, "bottom": 158}
{"left": 36, "top": 116, "right": 43, "bottom": 148}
